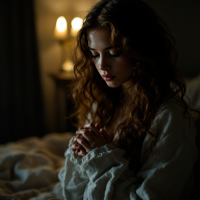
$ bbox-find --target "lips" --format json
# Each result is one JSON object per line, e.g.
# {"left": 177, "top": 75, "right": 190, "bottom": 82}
{"left": 102, "top": 75, "right": 116, "bottom": 81}
{"left": 102, "top": 75, "right": 115, "bottom": 77}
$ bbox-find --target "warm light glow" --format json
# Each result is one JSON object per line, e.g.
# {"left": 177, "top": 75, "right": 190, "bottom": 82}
{"left": 72, "top": 17, "right": 83, "bottom": 31}
{"left": 54, "top": 16, "right": 67, "bottom": 40}
{"left": 71, "top": 17, "right": 83, "bottom": 36}
{"left": 57, "top": 17, "right": 67, "bottom": 32}
{"left": 62, "top": 60, "right": 74, "bottom": 71}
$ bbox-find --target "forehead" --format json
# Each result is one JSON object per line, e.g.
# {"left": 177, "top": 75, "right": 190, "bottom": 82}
{"left": 87, "top": 28, "right": 111, "bottom": 49}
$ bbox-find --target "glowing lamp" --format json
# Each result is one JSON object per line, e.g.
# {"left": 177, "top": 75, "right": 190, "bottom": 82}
{"left": 71, "top": 17, "right": 83, "bottom": 37}
{"left": 62, "top": 60, "right": 74, "bottom": 72}
{"left": 54, "top": 16, "right": 67, "bottom": 40}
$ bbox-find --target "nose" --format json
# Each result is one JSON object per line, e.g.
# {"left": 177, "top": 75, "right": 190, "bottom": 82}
{"left": 98, "top": 55, "right": 111, "bottom": 71}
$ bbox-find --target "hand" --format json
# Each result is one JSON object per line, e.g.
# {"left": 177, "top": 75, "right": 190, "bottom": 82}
{"left": 71, "top": 127, "right": 86, "bottom": 156}
{"left": 75, "top": 123, "right": 112, "bottom": 157}
{"left": 71, "top": 124, "right": 102, "bottom": 157}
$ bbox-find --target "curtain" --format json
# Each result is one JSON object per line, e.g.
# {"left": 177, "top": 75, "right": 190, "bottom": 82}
{"left": 0, "top": 0, "right": 46, "bottom": 144}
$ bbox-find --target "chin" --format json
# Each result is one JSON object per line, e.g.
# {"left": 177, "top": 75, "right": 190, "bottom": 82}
{"left": 106, "top": 82, "right": 121, "bottom": 88}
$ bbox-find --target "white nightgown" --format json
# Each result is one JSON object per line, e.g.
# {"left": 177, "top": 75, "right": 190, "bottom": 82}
{"left": 57, "top": 95, "right": 198, "bottom": 200}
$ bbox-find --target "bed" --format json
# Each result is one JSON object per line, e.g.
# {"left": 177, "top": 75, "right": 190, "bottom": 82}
{"left": 0, "top": 75, "right": 200, "bottom": 200}
{"left": 0, "top": 132, "right": 74, "bottom": 199}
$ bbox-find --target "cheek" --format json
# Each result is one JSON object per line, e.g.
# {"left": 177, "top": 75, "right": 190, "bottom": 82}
{"left": 94, "top": 64, "right": 101, "bottom": 74}
{"left": 92, "top": 60, "right": 98, "bottom": 69}
{"left": 115, "top": 60, "right": 133, "bottom": 72}
{"left": 94, "top": 63, "right": 98, "bottom": 70}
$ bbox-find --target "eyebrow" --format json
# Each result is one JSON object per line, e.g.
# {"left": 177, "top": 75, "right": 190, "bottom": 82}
{"left": 88, "top": 46, "right": 114, "bottom": 51}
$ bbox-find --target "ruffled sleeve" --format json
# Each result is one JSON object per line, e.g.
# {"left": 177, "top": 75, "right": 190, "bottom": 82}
{"left": 78, "top": 131, "right": 197, "bottom": 200}
{"left": 58, "top": 136, "right": 89, "bottom": 200}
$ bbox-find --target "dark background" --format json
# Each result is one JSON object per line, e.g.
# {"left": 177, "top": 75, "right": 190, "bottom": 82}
{"left": 0, "top": 0, "right": 46, "bottom": 144}
{"left": 143, "top": 0, "right": 200, "bottom": 78}
{"left": 0, "top": 0, "right": 199, "bottom": 144}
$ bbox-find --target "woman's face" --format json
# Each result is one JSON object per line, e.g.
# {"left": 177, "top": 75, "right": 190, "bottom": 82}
{"left": 87, "top": 28, "right": 135, "bottom": 88}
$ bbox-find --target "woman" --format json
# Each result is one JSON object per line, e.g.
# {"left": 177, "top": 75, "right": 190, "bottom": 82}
{"left": 58, "top": 0, "right": 199, "bottom": 199}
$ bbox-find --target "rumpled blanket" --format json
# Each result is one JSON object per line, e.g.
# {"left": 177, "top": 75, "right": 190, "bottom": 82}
{"left": 0, "top": 132, "right": 75, "bottom": 200}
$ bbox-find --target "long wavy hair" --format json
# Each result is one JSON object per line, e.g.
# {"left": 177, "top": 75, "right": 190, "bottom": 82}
{"left": 68, "top": 0, "right": 198, "bottom": 173}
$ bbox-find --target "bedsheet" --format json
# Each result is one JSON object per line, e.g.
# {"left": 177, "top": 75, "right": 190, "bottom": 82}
{"left": 0, "top": 132, "right": 75, "bottom": 200}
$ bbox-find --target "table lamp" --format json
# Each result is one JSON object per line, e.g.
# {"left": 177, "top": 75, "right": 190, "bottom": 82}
{"left": 54, "top": 16, "right": 83, "bottom": 72}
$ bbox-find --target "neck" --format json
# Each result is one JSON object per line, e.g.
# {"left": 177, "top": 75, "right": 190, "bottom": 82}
{"left": 122, "top": 79, "right": 134, "bottom": 103}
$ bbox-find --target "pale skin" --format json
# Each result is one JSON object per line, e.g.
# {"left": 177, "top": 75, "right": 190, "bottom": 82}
{"left": 72, "top": 123, "right": 113, "bottom": 157}
{"left": 72, "top": 28, "right": 136, "bottom": 157}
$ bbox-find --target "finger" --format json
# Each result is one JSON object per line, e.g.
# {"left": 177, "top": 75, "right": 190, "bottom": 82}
{"left": 73, "top": 127, "right": 84, "bottom": 143}
{"left": 73, "top": 135, "right": 80, "bottom": 143}
{"left": 74, "top": 141, "right": 87, "bottom": 152}
{"left": 95, "top": 124, "right": 104, "bottom": 137}
{"left": 73, "top": 137, "right": 77, "bottom": 143}
{"left": 71, "top": 143, "right": 82, "bottom": 151}
{"left": 100, "top": 128, "right": 112, "bottom": 142}
{"left": 76, "top": 137, "right": 91, "bottom": 152}
{"left": 75, "top": 150, "right": 79, "bottom": 154}
{"left": 73, "top": 134, "right": 87, "bottom": 143}
{"left": 95, "top": 123, "right": 101, "bottom": 131}
{"left": 95, "top": 124, "right": 105, "bottom": 137}
{"left": 84, "top": 123, "right": 101, "bottom": 138}
{"left": 78, "top": 149, "right": 87, "bottom": 157}
{"left": 78, "top": 146, "right": 87, "bottom": 155}
{"left": 76, "top": 129, "right": 94, "bottom": 142}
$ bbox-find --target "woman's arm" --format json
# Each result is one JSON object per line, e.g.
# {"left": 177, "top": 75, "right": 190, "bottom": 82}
{"left": 76, "top": 130, "right": 197, "bottom": 200}
{"left": 58, "top": 136, "right": 89, "bottom": 200}
{"left": 74, "top": 104, "right": 198, "bottom": 200}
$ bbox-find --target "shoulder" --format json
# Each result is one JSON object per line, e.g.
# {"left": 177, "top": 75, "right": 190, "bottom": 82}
{"left": 141, "top": 95, "right": 198, "bottom": 164}
{"left": 150, "top": 95, "right": 197, "bottom": 141}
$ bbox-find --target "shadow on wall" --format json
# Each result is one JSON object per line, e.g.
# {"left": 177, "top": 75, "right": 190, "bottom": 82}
{"left": 143, "top": 0, "right": 200, "bottom": 78}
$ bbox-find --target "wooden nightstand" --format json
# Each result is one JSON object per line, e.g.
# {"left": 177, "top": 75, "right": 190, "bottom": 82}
{"left": 49, "top": 71, "right": 77, "bottom": 133}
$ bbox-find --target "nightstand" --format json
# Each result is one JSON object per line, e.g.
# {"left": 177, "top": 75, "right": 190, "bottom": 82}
{"left": 49, "top": 71, "right": 77, "bottom": 133}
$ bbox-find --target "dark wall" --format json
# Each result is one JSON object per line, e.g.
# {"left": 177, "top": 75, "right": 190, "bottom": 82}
{"left": 143, "top": 0, "right": 200, "bottom": 78}
{"left": 0, "top": 0, "right": 47, "bottom": 144}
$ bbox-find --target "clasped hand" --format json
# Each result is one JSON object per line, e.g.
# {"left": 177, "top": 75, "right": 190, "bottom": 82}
{"left": 71, "top": 123, "right": 112, "bottom": 157}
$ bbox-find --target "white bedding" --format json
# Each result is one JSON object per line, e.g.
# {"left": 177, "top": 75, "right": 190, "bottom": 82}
{"left": 0, "top": 132, "right": 75, "bottom": 200}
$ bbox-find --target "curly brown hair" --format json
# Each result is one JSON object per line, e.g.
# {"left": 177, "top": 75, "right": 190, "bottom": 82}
{"left": 68, "top": 0, "right": 198, "bottom": 173}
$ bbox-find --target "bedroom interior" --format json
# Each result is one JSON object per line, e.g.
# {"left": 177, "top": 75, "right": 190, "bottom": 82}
{"left": 0, "top": 0, "right": 199, "bottom": 199}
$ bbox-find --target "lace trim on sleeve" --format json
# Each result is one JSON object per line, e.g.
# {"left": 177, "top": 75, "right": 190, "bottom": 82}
{"left": 70, "top": 142, "right": 118, "bottom": 165}
{"left": 64, "top": 136, "right": 76, "bottom": 157}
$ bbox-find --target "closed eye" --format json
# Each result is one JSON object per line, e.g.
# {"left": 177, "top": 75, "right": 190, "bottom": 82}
{"left": 92, "top": 54, "right": 99, "bottom": 58}
{"left": 110, "top": 53, "right": 120, "bottom": 57}
{"left": 91, "top": 53, "right": 120, "bottom": 58}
